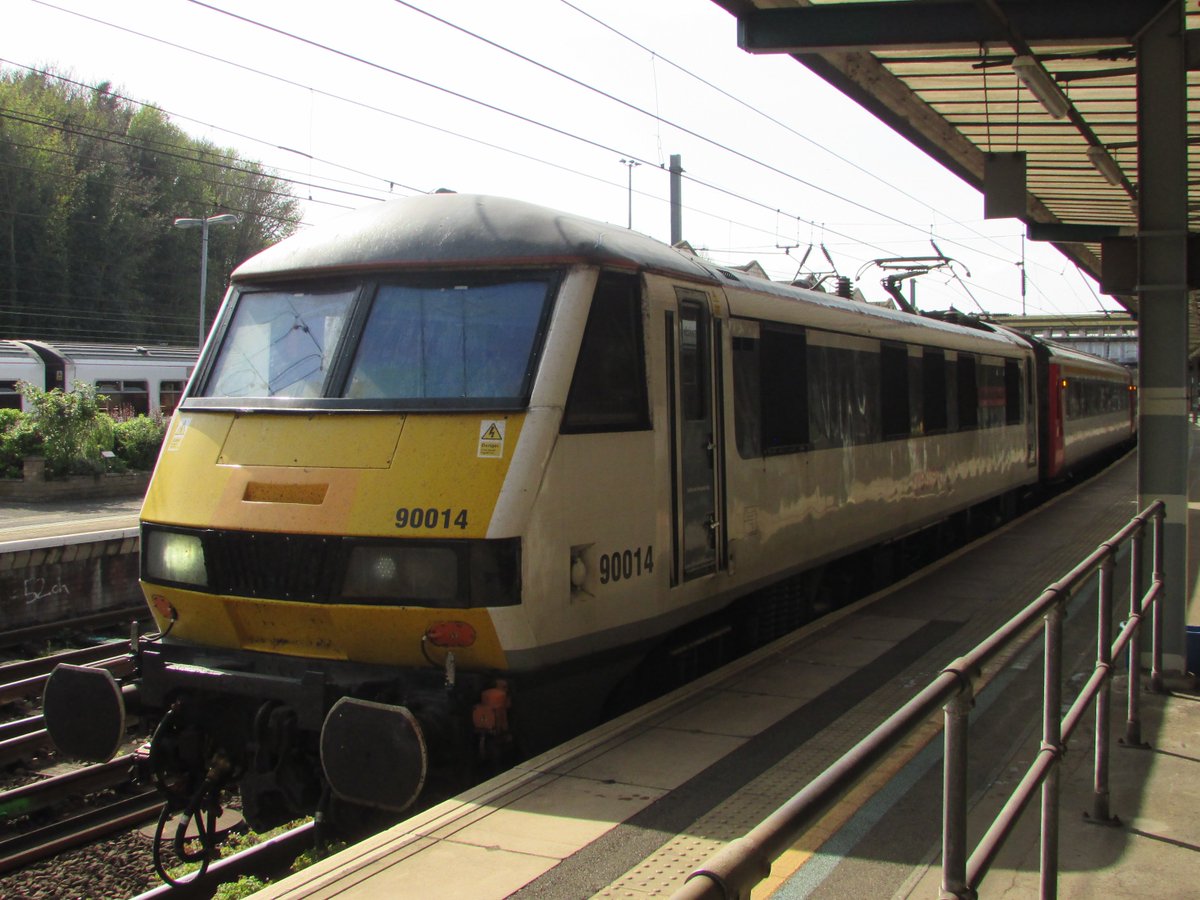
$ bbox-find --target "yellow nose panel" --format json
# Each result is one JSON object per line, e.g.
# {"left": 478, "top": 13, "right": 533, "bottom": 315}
{"left": 227, "top": 601, "right": 345, "bottom": 659}
{"left": 218, "top": 414, "right": 404, "bottom": 468}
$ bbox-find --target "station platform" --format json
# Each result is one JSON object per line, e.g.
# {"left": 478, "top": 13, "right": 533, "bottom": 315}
{"left": 0, "top": 495, "right": 143, "bottom": 634}
{"left": 0, "top": 495, "right": 140, "bottom": 545}
{"left": 246, "top": 448, "right": 1199, "bottom": 900}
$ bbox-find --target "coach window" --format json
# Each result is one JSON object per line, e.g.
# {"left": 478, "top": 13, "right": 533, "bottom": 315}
{"left": 908, "top": 350, "right": 924, "bottom": 434}
{"left": 0, "top": 381, "right": 20, "bottom": 410}
{"left": 957, "top": 354, "right": 978, "bottom": 429}
{"left": 808, "top": 339, "right": 879, "bottom": 449}
{"left": 731, "top": 325, "right": 761, "bottom": 457}
{"left": 160, "top": 381, "right": 186, "bottom": 416}
{"left": 945, "top": 357, "right": 959, "bottom": 432}
{"left": 1004, "top": 360, "right": 1021, "bottom": 425}
{"left": 880, "top": 343, "right": 909, "bottom": 439}
{"left": 922, "top": 349, "right": 947, "bottom": 433}
{"left": 96, "top": 379, "right": 149, "bottom": 416}
{"left": 561, "top": 272, "right": 649, "bottom": 432}
{"left": 978, "top": 361, "right": 1006, "bottom": 429}
{"left": 955, "top": 355, "right": 974, "bottom": 429}
{"left": 760, "top": 324, "right": 808, "bottom": 453}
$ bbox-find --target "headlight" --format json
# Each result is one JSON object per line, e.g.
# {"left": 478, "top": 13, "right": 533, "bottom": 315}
{"left": 342, "top": 545, "right": 459, "bottom": 603}
{"left": 144, "top": 529, "right": 208, "bottom": 587}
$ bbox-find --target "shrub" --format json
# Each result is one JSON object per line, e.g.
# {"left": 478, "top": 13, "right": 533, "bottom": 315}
{"left": 0, "top": 407, "right": 43, "bottom": 479}
{"left": 213, "top": 876, "right": 268, "bottom": 900}
{"left": 19, "top": 382, "right": 115, "bottom": 477}
{"left": 114, "top": 414, "right": 168, "bottom": 470}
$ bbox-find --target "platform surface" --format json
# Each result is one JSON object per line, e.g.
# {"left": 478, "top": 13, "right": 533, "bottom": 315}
{"left": 240, "top": 446, "right": 1198, "bottom": 900}
{"left": 0, "top": 495, "right": 141, "bottom": 545}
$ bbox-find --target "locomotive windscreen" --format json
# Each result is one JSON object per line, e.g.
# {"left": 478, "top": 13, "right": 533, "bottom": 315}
{"left": 196, "top": 272, "right": 558, "bottom": 408}
{"left": 345, "top": 279, "right": 548, "bottom": 402}
{"left": 204, "top": 288, "right": 356, "bottom": 398}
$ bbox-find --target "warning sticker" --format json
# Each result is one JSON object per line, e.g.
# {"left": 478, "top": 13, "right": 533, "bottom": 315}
{"left": 166, "top": 416, "right": 191, "bottom": 452}
{"left": 477, "top": 419, "right": 506, "bottom": 458}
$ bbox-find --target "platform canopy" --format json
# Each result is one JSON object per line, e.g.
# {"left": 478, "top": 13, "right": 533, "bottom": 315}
{"left": 710, "top": 0, "right": 1199, "bottom": 355}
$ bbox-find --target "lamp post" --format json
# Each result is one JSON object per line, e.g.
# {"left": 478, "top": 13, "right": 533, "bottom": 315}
{"left": 174, "top": 213, "right": 238, "bottom": 348}
{"left": 619, "top": 158, "right": 640, "bottom": 229}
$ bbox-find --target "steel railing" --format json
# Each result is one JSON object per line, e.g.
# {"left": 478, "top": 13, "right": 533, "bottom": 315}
{"left": 674, "top": 500, "right": 1166, "bottom": 900}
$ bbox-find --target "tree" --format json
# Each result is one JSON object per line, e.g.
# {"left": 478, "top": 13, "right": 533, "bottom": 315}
{"left": 19, "top": 381, "right": 113, "bottom": 477}
{"left": 0, "top": 66, "right": 303, "bottom": 343}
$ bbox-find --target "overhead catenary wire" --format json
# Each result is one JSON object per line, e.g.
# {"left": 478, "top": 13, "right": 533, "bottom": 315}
{"left": 8, "top": 0, "right": 1087, "bottom": 311}
{"left": 0, "top": 55, "right": 889, "bottom": 263}
{"left": 0, "top": 103, "right": 385, "bottom": 214}
{"left": 555, "top": 0, "right": 1017, "bottom": 263}
{"left": 1, "top": 59, "right": 428, "bottom": 203}
{"left": 19, "top": 0, "right": 1008, "bottom": 275}
{"left": 385, "top": 0, "right": 1023, "bottom": 270}
{"left": 178, "top": 0, "right": 1032, "bottom": 290}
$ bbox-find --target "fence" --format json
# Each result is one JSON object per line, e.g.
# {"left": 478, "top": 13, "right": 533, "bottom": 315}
{"left": 674, "top": 499, "right": 1166, "bottom": 900}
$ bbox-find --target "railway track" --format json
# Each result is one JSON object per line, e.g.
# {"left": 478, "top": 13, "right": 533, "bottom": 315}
{"left": 0, "top": 791, "right": 164, "bottom": 874}
{"left": 0, "top": 753, "right": 314, "bottom": 896}
{"left": 134, "top": 822, "right": 316, "bottom": 900}
{"left": 0, "top": 607, "right": 149, "bottom": 651}
{"left": 0, "top": 641, "right": 135, "bottom": 769}
{"left": 0, "top": 756, "right": 157, "bottom": 873}
{"left": 0, "top": 639, "right": 133, "bottom": 699}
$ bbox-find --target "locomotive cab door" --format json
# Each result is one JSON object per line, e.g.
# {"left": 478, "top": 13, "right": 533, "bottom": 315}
{"left": 667, "top": 290, "right": 725, "bottom": 584}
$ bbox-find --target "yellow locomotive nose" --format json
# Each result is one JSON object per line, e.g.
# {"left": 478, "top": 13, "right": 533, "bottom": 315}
{"left": 139, "top": 408, "right": 521, "bottom": 670}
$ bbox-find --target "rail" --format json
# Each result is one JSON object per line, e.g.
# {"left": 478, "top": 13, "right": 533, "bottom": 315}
{"left": 674, "top": 500, "right": 1166, "bottom": 900}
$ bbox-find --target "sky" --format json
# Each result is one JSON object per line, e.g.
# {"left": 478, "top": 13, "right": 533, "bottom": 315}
{"left": 3, "top": 0, "right": 1120, "bottom": 317}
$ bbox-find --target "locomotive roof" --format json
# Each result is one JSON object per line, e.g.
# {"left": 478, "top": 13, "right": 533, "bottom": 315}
{"left": 233, "top": 193, "right": 719, "bottom": 284}
{"left": 1034, "top": 336, "right": 1133, "bottom": 377}
{"left": 228, "top": 193, "right": 1106, "bottom": 363}
{"left": 230, "top": 194, "right": 1024, "bottom": 350}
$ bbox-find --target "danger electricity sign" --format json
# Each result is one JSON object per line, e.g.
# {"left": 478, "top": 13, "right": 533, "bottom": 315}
{"left": 478, "top": 419, "right": 506, "bottom": 458}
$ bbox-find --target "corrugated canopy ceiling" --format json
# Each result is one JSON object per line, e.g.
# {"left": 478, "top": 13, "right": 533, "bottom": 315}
{"left": 710, "top": 0, "right": 1199, "bottom": 353}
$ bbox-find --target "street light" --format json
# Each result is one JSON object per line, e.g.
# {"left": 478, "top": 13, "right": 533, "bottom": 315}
{"left": 174, "top": 213, "right": 239, "bottom": 348}
{"left": 619, "top": 158, "right": 640, "bottom": 229}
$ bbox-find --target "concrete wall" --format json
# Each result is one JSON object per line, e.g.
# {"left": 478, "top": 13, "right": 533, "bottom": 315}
{"left": 0, "top": 531, "right": 142, "bottom": 632}
{"left": 0, "top": 471, "right": 150, "bottom": 503}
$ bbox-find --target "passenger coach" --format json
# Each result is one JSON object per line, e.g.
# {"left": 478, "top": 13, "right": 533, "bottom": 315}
{"left": 0, "top": 339, "right": 195, "bottom": 415}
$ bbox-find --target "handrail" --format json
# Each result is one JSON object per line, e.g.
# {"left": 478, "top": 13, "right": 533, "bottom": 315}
{"left": 674, "top": 500, "right": 1166, "bottom": 900}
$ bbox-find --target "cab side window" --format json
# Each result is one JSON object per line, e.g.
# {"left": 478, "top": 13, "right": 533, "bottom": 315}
{"left": 561, "top": 272, "right": 650, "bottom": 433}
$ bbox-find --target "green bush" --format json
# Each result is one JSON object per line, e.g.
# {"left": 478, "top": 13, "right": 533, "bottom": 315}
{"left": 114, "top": 414, "right": 167, "bottom": 470}
{"left": 213, "top": 876, "right": 268, "bottom": 900}
{"left": 0, "top": 407, "right": 42, "bottom": 479}
{"left": 19, "top": 381, "right": 115, "bottom": 478}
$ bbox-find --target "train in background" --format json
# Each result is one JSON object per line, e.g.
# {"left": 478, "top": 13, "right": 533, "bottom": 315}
{"left": 0, "top": 339, "right": 197, "bottom": 416}
{"left": 43, "top": 194, "right": 1134, "bottom": 872}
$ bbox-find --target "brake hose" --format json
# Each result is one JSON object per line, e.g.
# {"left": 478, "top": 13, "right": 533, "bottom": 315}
{"left": 152, "top": 770, "right": 222, "bottom": 886}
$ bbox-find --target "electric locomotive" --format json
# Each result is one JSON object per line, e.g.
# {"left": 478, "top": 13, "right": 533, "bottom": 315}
{"left": 44, "top": 194, "right": 1133, "bottom": 848}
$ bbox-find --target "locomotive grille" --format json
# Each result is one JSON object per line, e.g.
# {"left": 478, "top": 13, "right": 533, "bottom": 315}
{"left": 208, "top": 532, "right": 342, "bottom": 602}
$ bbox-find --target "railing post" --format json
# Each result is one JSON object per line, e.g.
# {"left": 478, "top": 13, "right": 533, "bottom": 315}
{"left": 941, "top": 684, "right": 975, "bottom": 899}
{"left": 1123, "top": 529, "right": 1144, "bottom": 746}
{"left": 1089, "top": 552, "right": 1116, "bottom": 824}
{"left": 1150, "top": 507, "right": 1165, "bottom": 693}
{"left": 1040, "top": 603, "right": 1064, "bottom": 899}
